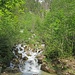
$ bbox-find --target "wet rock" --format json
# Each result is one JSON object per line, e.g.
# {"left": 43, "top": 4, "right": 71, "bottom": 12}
{"left": 12, "top": 58, "right": 19, "bottom": 64}
{"left": 26, "top": 52, "right": 31, "bottom": 56}
{"left": 37, "top": 57, "right": 43, "bottom": 64}
{"left": 18, "top": 54, "right": 22, "bottom": 59}
{"left": 4, "top": 67, "right": 13, "bottom": 73}
{"left": 13, "top": 49, "right": 18, "bottom": 55}
{"left": 41, "top": 62, "right": 55, "bottom": 73}
{"left": 23, "top": 57, "right": 28, "bottom": 61}
{"left": 12, "top": 67, "right": 20, "bottom": 73}
{"left": 37, "top": 55, "right": 45, "bottom": 59}
{"left": 37, "top": 55, "right": 45, "bottom": 64}
{"left": 41, "top": 62, "right": 49, "bottom": 72}
{"left": 5, "top": 67, "right": 20, "bottom": 73}
{"left": 41, "top": 65, "right": 50, "bottom": 73}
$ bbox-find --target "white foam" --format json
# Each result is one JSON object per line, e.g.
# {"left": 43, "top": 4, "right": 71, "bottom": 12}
{"left": 10, "top": 43, "right": 43, "bottom": 75}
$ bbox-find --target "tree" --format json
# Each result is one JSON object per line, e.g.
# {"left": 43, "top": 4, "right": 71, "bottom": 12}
{"left": 37, "top": 0, "right": 75, "bottom": 59}
{"left": 0, "top": 0, "right": 25, "bottom": 69}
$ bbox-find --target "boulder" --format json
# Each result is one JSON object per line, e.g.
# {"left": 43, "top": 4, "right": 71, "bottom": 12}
{"left": 37, "top": 55, "right": 45, "bottom": 64}
{"left": 5, "top": 67, "right": 20, "bottom": 73}
{"left": 38, "top": 59, "right": 43, "bottom": 64}
{"left": 12, "top": 67, "right": 20, "bottom": 73}
{"left": 4, "top": 67, "right": 13, "bottom": 73}
{"left": 12, "top": 58, "right": 19, "bottom": 64}
{"left": 41, "top": 62, "right": 55, "bottom": 73}
{"left": 23, "top": 57, "right": 28, "bottom": 61}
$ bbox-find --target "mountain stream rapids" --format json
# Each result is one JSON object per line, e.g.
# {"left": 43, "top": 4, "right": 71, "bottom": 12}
{"left": 10, "top": 43, "right": 45, "bottom": 75}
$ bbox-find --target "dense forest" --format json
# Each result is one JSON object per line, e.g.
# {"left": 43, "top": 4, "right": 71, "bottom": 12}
{"left": 0, "top": 0, "right": 75, "bottom": 73}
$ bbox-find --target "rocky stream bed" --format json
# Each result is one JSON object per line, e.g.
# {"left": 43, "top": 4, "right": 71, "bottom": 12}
{"left": 1, "top": 35, "right": 75, "bottom": 75}
{"left": 1, "top": 57, "right": 75, "bottom": 75}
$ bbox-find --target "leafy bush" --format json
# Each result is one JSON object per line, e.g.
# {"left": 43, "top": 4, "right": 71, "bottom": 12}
{"left": 38, "top": 0, "right": 75, "bottom": 59}
{"left": 48, "top": 50, "right": 61, "bottom": 59}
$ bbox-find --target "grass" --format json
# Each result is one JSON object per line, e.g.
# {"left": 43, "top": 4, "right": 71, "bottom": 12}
{"left": 42, "top": 71, "right": 56, "bottom": 75}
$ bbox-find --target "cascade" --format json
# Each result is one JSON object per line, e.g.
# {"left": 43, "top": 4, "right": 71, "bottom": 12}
{"left": 10, "top": 43, "right": 45, "bottom": 75}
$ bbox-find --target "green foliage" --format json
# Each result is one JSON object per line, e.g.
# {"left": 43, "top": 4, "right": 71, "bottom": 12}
{"left": 0, "top": 0, "right": 43, "bottom": 69}
{"left": 39, "top": 0, "right": 75, "bottom": 58}
{"left": 0, "top": 0, "right": 75, "bottom": 70}
{"left": 48, "top": 50, "right": 61, "bottom": 59}
{"left": 0, "top": 0, "right": 25, "bottom": 68}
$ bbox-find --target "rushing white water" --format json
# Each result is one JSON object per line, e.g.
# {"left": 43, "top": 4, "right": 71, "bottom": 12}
{"left": 21, "top": 53, "right": 41, "bottom": 75}
{"left": 19, "top": 51, "right": 41, "bottom": 75}
{"left": 11, "top": 43, "right": 44, "bottom": 75}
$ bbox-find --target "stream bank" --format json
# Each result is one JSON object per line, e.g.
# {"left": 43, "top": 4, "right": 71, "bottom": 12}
{"left": 1, "top": 71, "right": 56, "bottom": 75}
